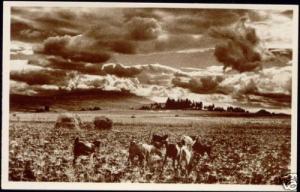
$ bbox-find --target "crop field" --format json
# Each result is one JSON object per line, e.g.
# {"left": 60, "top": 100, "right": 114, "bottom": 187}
{"left": 8, "top": 110, "right": 291, "bottom": 184}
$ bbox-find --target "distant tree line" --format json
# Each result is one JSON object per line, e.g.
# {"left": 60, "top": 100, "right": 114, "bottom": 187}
{"left": 165, "top": 98, "right": 203, "bottom": 110}
{"left": 35, "top": 105, "right": 50, "bottom": 112}
{"left": 139, "top": 97, "right": 250, "bottom": 113}
{"left": 80, "top": 106, "right": 101, "bottom": 111}
{"left": 34, "top": 105, "right": 103, "bottom": 112}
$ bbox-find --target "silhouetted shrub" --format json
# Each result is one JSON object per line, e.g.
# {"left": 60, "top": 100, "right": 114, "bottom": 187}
{"left": 55, "top": 113, "right": 81, "bottom": 129}
{"left": 93, "top": 116, "right": 113, "bottom": 130}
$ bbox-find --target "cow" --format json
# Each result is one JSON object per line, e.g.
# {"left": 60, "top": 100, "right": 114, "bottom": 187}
{"left": 128, "top": 141, "right": 162, "bottom": 168}
{"left": 73, "top": 137, "right": 101, "bottom": 166}
{"left": 162, "top": 141, "right": 183, "bottom": 171}
{"left": 192, "top": 137, "right": 212, "bottom": 158}
{"left": 179, "top": 137, "right": 213, "bottom": 176}
{"left": 180, "top": 135, "right": 198, "bottom": 149}
{"left": 151, "top": 133, "right": 169, "bottom": 149}
{"left": 179, "top": 145, "right": 193, "bottom": 176}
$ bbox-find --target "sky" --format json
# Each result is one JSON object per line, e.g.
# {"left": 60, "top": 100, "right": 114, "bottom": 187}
{"left": 10, "top": 7, "right": 294, "bottom": 113}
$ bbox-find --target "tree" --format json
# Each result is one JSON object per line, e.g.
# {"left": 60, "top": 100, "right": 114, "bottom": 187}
{"left": 214, "top": 107, "right": 225, "bottom": 112}
{"left": 44, "top": 105, "right": 50, "bottom": 112}
{"left": 205, "top": 104, "right": 215, "bottom": 111}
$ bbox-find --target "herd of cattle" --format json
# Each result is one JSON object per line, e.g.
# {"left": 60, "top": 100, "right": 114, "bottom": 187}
{"left": 73, "top": 134, "right": 212, "bottom": 176}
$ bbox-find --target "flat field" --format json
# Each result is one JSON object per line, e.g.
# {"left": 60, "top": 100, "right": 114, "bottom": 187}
{"left": 8, "top": 109, "right": 291, "bottom": 184}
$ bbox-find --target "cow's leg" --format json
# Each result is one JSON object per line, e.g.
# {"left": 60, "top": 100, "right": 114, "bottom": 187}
{"left": 172, "top": 158, "right": 176, "bottom": 170}
{"left": 178, "top": 159, "right": 183, "bottom": 176}
{"left": 186, "top": 158, "right": 191, "bottom": 176}
{"left": 138, "top": 155, "right": 144, "bottom": 168}
{"left": 162, "top": 155, "right": 168, "bottom": 169}
{"left": 140, "top": 156, "right": 146, "bottom": 174}
{"left": 127, "top": 154, "right": 133, "bottom": 166}
{"left": 178, "top": 154, "right": 183, "bottom": 175}
{"left": 160, "top": 155, "right": 167, "bottom": 175}
{"left": 90, "top": 153, "right": 95, "bottom": 167}
{"left": 73, "top": 155, "right": 77, "bottom": 166}
{"left": 186, "top": 158, "right": 193, "bottom": 177}
{"left": 163, "top": 155, "right": 167, "bottom": 166}
{"left": 181, "top": 158, "right": 187, "bottom": 176}
{"left": 186, "top": 161, "right": 191, "bottom": 176}
{"left": 176, "top": 157, "right": 180, "bottom": 170}
{"left": 145, "top": 153, "right": 150, "bottom": 168}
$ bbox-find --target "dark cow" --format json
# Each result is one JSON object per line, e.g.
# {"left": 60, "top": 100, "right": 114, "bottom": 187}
{"left": 151, "top": 134, "right": 169, "bottom": 148}
{"left": 192, "top": 138, "right": 212, "bottom": 157}
{"left": 73, "top": 137, "right": 101, "bottom": 165}
{"left": 162, "top": 141, "right": 183, "bottom": 170}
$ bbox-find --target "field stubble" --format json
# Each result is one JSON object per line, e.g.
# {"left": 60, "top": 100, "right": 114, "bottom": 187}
{"left": 9, "top": 110, "right": 291, "bottom": 184}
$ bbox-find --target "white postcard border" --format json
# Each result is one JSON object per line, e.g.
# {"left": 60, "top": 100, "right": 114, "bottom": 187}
{"left": 2, "top": 1, "right": 298, "bottom": 191}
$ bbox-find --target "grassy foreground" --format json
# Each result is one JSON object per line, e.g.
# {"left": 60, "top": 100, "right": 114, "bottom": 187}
{"left": 9, "top": 110, "right": 291, "bottom": 183}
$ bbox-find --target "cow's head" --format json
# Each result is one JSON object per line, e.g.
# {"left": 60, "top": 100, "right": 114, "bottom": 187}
{"left": 93, "top": 140, "right": 101, "bottom": 149}
{"left": 151, "top": 134, "right": 169, "bottom": 148}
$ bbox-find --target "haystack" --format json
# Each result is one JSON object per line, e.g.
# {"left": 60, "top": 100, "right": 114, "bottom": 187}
{"left": 55, "top": 113, "right": 81, "bottom": 129}
{"left": 93, "top": 116, "right": 113, "bottom": 130}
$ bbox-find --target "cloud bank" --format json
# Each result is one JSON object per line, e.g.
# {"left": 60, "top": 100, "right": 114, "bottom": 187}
{"left": 10, "top": 7, "right": 294, "bottom": 112}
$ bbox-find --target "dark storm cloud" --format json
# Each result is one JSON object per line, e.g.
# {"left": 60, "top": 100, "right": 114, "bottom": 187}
{"left": 29, "top": 55, "right": 184, "bottom": 80}
{"left": 101, "top": 63, "right": 142, "bottom": 77}
{"left": 256, "top": 92, "right": 291, "bottom": 104}
{"left": 10, "top": 6, "right": 292, "bottom": 112}
{"left": 127, "top": 17, "right": 161, "bottom": 41}
{"left": 164, "top": 9, "right": 247, "bottom": 35}
{"left": 11, "top": 18, "right": 54, "bottom": 42}
{"left": 172, "top": 75, "right": 224, "bottom": 94}
{"left": 97, "top": 62, "right": 187, "bottom": 84}
{"left": 123, "top": 8, "right": 251, "bottom": 35}
{"left": 35, "top": 35, "right": 111, "bottom": 63}
{"left": 84, "top": 24, "right": 137, "bottom": 54}
{"left": 10, "top": 68, "right": 68, "bottom": 86}
{"left": 11, "top": 7, "right": 162, "bottom": 46}
{"left": 32, "top": 12, "right": 164, "bottom": 64}
{"left": 11, "top": 7, "right": 87, "bottom": 41}
{"left": 110, "top": 40, "right": 137, "bottom": 54}
{"left": 11, "top": 7, "right": 84, "bottom": 42}
{"left": 11, "top": 7, "right": 259, "bottom": 52}
{"left": 209, "top": 18, "right": 264, "bottom": 73}
{"left": 29, "top": 57, "right": 143, "bottom": 77}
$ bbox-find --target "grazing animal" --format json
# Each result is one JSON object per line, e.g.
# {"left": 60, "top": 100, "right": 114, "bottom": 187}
{"left": 151, "top": 134, "right": 169, "bottom": 149}
{"left": 192, "top": 138, "right": 212, "bottom": 157}
{"left": 73, "top": 137, "right": 101, "bottom": 165}
{"left": 162, "top": 141, "right": 183, "bottom": 170}
{"left": 179, "top": 137, "right": 213, "bottom": 176}
{"left": 180, "top": 135, "right": 198, "bottom": 149}
{"left": 179, "top": 145, "right": 194, "bottom": 175}
{"left": 128, "top": 141, "right": 162, "bottom": 168}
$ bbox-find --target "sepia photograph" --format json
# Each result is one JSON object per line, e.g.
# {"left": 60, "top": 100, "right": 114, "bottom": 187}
{"left": 1, "top": 1, "right": 298, "bottom": 191}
